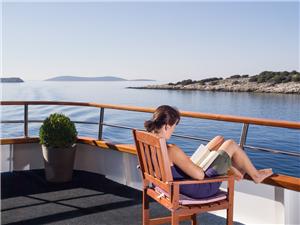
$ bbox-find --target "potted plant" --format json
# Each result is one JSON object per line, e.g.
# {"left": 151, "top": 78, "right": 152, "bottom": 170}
{"left": 39, "top": 113, "right": 78, "bottom": 182}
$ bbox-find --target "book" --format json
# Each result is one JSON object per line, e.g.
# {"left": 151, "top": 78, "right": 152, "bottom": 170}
{"left": 190, "top": 144, "right": 220, "bottom": 171}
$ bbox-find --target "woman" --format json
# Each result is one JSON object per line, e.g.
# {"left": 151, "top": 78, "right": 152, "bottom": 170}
{"left": 144, "top": 105, "right": 273, "bottom": 199}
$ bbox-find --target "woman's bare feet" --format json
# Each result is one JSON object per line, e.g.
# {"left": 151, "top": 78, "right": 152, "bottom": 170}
{"left": 253, "top": 169, "right": 273, "bottom": 183}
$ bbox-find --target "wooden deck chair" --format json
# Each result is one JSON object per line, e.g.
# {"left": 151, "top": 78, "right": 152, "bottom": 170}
{"left": 132, "top": 129, "right": 235, "bottom": 225}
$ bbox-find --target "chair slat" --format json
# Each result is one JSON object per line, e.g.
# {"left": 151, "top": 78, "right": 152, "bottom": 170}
{"left": 155, "top": 145, "right": 167, "bottom": 182}
{"left": 137, "top": 141, "right": 149, "bottom": 175}
{"left": 150, "top": 146, "right": 162, "bottom": 180}
{"left": 144, "top": 143, "right": 154, "bottom": 176}
{"left": 158, "top": 138, "right": 173, "bottom": 182}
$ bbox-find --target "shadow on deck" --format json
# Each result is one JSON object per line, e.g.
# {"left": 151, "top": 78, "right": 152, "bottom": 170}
{"left": 1, "top": 170, "right": 244, "bottom": 225}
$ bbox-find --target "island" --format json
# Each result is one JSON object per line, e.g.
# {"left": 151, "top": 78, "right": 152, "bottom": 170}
{"left": 128, "top": 71, "right": 300, "bottom": 94}
{"left": 0, "top": 77, "right": 24, "bottom": 83}
{"left": 45, "top": 76, "right": 156, "bottom": 82}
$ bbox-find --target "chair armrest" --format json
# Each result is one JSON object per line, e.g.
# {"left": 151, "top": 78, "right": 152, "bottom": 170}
{"left": 169, "top": 174, "right": 233, "bottom": 185}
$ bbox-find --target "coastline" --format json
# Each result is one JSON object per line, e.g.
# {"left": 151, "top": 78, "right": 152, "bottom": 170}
{"left": 128, "top": 78, "right": 300, "bottom": 94}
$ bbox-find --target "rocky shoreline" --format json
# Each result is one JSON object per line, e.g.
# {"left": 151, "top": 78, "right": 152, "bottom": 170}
{"left": 128, "top": 78, "right": 300, "bottom": 94}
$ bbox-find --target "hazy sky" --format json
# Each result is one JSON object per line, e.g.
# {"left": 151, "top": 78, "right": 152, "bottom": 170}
{"left": 2, "top": 1, "right": 299, "bottom": 82}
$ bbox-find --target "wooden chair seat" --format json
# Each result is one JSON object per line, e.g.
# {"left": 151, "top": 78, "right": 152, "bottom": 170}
{"left": 133, "top": 129, "right": 235, "bottom": 225}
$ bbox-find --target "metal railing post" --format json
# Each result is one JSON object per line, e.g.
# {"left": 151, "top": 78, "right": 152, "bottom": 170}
{"left": 239, "top": 123, "right": 249, "bottom": 149}
{"left": 98, "top": 108, "right": 105, "bottom": 140}
{"left": 24, "top": 104, "right": 28, "bottom": 137}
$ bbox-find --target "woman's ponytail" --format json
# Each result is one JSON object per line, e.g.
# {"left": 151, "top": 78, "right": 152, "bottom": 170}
{"left": 144, "top": 120, "right": 156, "bottom": 132}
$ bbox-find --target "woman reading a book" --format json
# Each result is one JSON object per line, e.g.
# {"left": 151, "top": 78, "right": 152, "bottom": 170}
{"left": 145, "top": 105, "right": 273, "bottom": 198}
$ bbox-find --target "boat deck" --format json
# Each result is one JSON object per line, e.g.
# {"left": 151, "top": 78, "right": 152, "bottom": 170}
{"left": 1, "top": 170, "right": 244, "bottom": 225}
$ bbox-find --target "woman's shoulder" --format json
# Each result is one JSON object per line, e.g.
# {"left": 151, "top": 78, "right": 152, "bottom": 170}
{"left": 167, "top": 143, "right": 179, "bottom": 150}
{"left": 167, "top": 143, "right": 185, "bottom": 155}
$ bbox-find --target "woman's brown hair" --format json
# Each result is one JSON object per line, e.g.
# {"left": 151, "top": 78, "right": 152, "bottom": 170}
{"left": 144, "top": 105, "right": 180, "bottom": 132}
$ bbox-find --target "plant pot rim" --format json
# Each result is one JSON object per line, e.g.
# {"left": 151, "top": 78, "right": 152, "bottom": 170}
{"left": 42, "top": 144, "right": 77, "bottom": 149}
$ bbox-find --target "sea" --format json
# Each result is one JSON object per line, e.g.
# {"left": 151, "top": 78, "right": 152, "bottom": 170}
{"left": 1, "top": 81, "right": 299, "bottom": 177}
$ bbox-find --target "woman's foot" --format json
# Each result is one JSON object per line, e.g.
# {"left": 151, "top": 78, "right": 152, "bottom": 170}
{"left": 253, "top": 169, "right": 273, "bottom": 183}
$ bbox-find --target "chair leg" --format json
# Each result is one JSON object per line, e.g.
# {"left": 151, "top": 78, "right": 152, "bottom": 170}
{"left": 191, "top": 214, "right": 197, "bottom": 225}
{"left": 171, "top": 212, "right": 179, "bottom": 225}
{"left": 143, "top": 190, "right": 150, "bottom": 225}
{"left": 227, "top": 207, "right": 233, "bottom": 225}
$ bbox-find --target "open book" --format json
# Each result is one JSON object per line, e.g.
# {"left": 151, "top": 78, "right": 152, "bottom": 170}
{"left": 190, "top": 144, "right": 220, "bottom": 171}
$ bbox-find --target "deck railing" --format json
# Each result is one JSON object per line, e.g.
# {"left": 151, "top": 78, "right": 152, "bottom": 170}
{"left": 1, "top": 101, "right": 299, "bottom": 157}
{"left": 1, "top": 101, "right": 300, "bottom": 191}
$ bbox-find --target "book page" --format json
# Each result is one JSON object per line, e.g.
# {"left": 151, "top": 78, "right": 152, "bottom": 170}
{"left": 190, "top": 144, "right": 210, "bottom": 165}
{"left": 199, "top": 151, "right": 220, "bottom": 171}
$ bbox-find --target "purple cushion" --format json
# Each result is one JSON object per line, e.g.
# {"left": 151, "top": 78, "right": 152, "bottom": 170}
{"left": 154, "top": 186, "right": 227, "bottom": 205}
{"left": 171, "top": 165, "right": 222, "bottom": 199}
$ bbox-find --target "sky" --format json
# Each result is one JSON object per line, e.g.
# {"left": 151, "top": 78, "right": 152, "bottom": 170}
{"left": 2, "top": 1, "right": 299, "bottom": 82}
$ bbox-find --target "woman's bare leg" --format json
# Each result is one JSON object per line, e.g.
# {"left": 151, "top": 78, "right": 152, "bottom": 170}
{"left": 212, "top": 138, "right": 245, "bottom": 180}
{"left": 230, "top": 166, "right": 244, "bottom": 181}
{"left": 218, "top": 139, "right": 273, "bottom": 183}
{"left": 206, "top": 136, "right": 225, "bottom": 151}
{"left": 231, "top": 161, "right": 246, "bottom": 175}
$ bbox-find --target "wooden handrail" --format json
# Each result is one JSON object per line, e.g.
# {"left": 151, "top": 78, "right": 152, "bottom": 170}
{"left": 1, "top": 136, "right": 299, "bottom": 192}
{"left": 1, "top": 101, "right": 299, "bottom": 129}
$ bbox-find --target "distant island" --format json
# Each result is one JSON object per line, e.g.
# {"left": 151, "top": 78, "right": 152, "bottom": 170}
{"left": 0, "top": 77, "right": 24, "bottom": 83}
{"left": 128, "top": 71, "right": 300, "bottom": 94}
{"left": 45, "top": 76, "right": 155, "bottom": 82}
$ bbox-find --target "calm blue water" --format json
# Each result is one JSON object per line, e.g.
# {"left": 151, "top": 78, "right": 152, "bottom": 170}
{"left": 1, "top": 81, "right": 300, "bottom": 177}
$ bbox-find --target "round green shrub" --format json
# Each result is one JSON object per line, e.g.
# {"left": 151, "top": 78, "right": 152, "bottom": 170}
{"left": 176, "top": 79, "right": 194, "bottom": 86}
{"left": 39, "top": 113, "right": 78, "bottom": 148}
{"left": 229, "top": 75, "right": 241, "bottom": 79}
{"left": 271, "top": 74, "right": 283, "bottom": 84}
{"left": 292, "top": 74, "right": 300, "bottom": 82}
{"left": 249, "top": 76, "right": 258, "bottom": 82}
{"left": 257, "top": 76, "right": 265, "bottom": 83}
{"left": 210, "top": 81, "right": 219, "bottom": 85}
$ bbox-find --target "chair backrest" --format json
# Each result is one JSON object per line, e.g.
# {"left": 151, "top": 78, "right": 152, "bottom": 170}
{"left": 133, "top": 129, "right": 173, "bottom": 184}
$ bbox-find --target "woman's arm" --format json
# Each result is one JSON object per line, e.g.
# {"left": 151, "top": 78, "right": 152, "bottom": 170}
{"left": 168, "top": 144, "right": 205, "bottom": 180}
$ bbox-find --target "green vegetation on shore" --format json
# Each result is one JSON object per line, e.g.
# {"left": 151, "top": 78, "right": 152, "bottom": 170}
{"left": 168, "top": 71, "right": 300, "bottom": 86}
{"left": 249, "top": 71, "right": 300, "bottom": 84}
